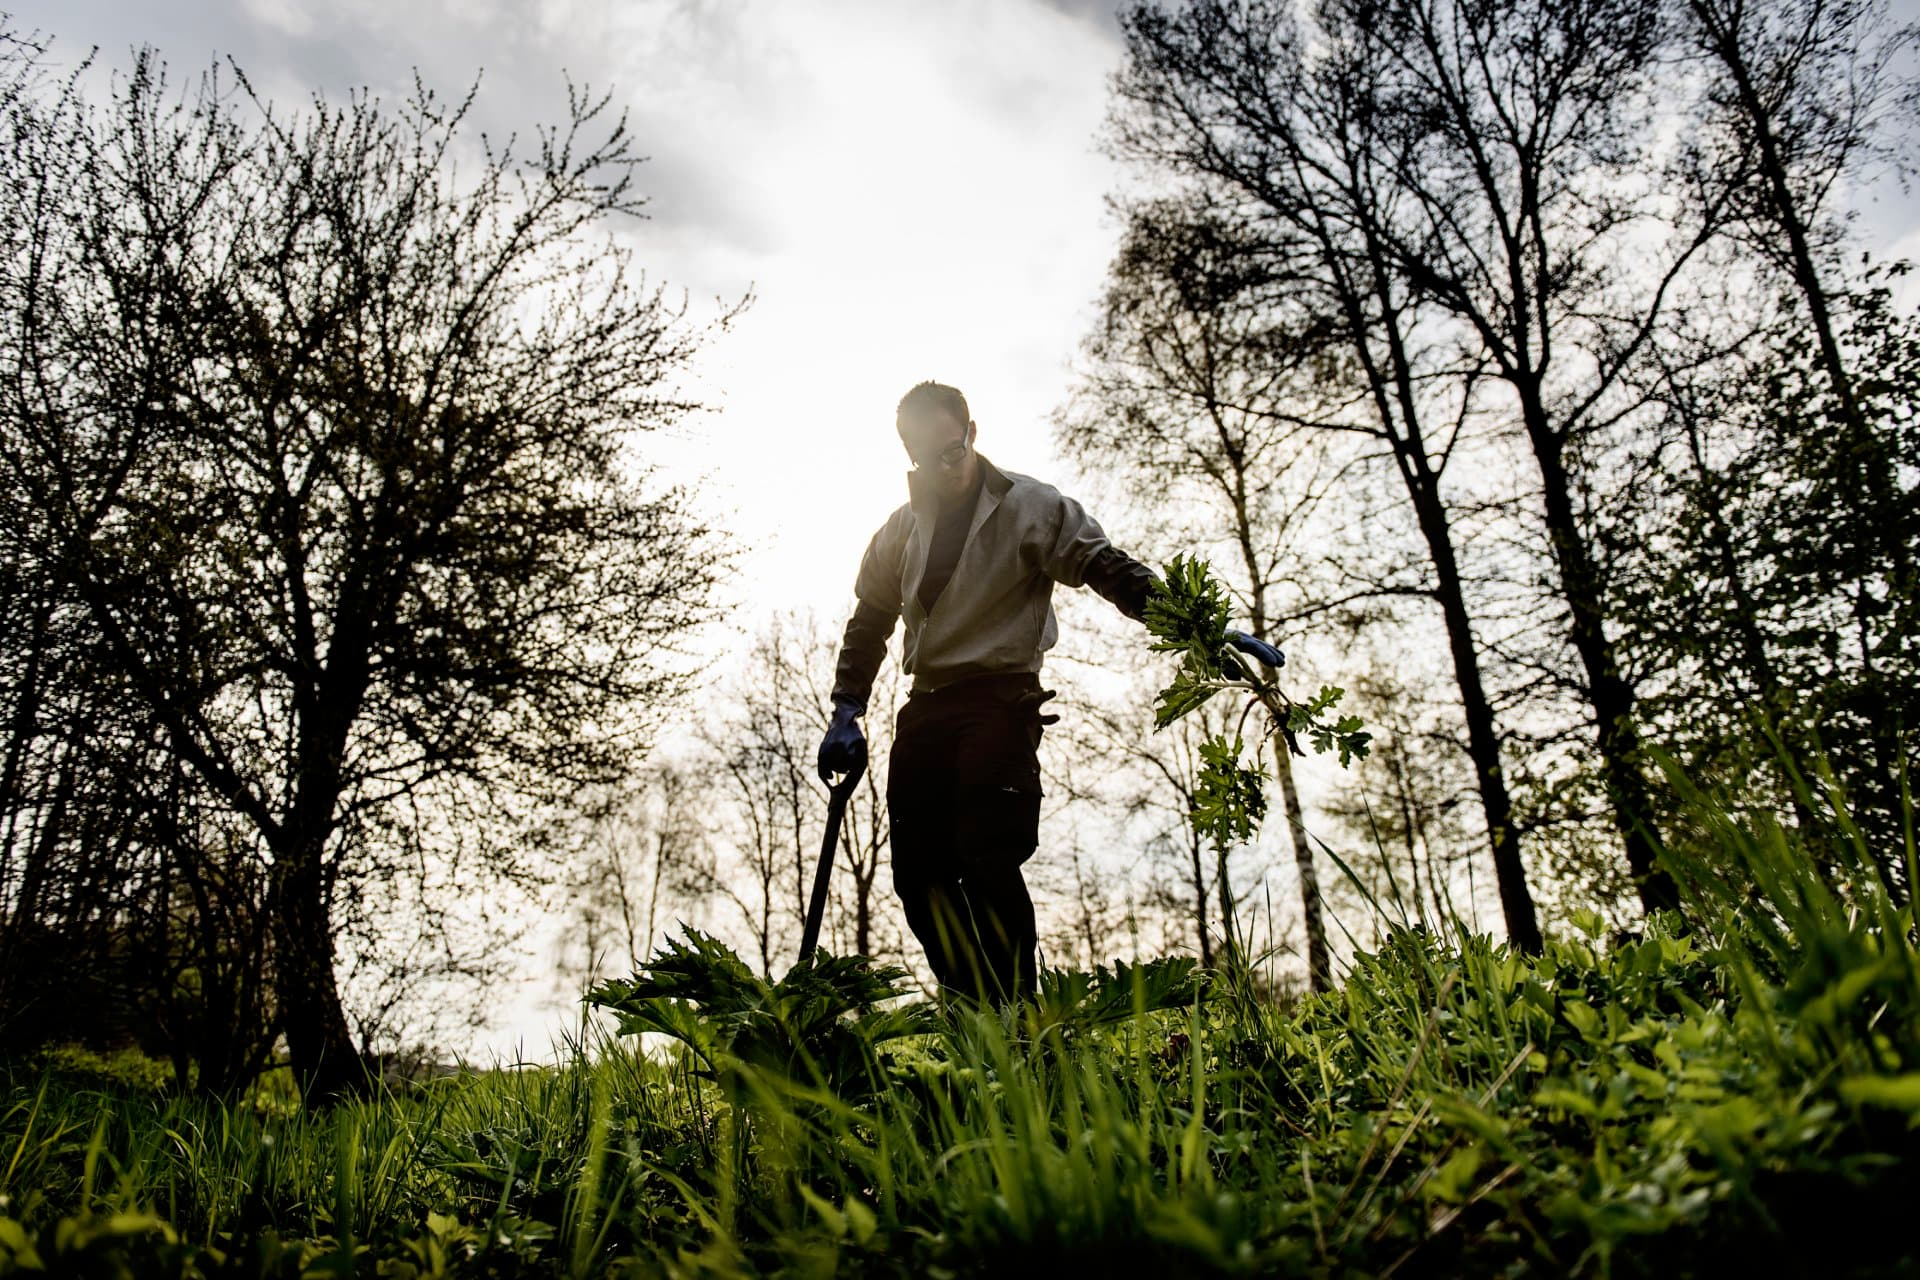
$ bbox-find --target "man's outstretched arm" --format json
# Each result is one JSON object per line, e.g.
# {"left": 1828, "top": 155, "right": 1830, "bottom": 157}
{"left": 1043, "top": 492, "right": 1286, "bottom": 666}
{"left": 1083, "top": 543, "right": 1285, "bottom": 670}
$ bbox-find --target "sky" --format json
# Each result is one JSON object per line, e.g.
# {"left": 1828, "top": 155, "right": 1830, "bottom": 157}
{"left": 21, "top": 0, "right": 1916, "bottom": 622}
{"left": 15, "top": 0, "right": 1918, "bottom": 630}
{"left": 11, "top": 0, "right": 1140, "bottom": 623}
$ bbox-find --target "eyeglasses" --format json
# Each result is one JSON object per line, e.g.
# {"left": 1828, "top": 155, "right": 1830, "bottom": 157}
{"left": 910, "top": 441, "right": 971, "bottom": 472}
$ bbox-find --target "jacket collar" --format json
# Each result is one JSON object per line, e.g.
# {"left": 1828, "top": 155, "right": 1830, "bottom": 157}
{"left": 902, "top": 452, "right": 1014, "bottom": 618}
{"left": 907, "top": 450, "right": 1014, "bottom": 518}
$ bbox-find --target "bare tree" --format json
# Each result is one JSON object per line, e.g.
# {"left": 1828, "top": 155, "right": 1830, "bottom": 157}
{"left": 1062, "top": 179, "right": 1541, "bottom": 966}
{"left": 1633, "top": 0, "right": 1920, "bottom": 872}
{"left": 698, "top": 612, "right": 903, "bottom": 977}
{"left": 1679, "top": 0, "right": 1916, "bottom": 430}
{"left": 561, "top": 761, "right": 716, "bottom": 986}
{"left": 700, "top": 618, "right": 821, "bottom": 976}
{"left": 1059, "top": 205, "right": 1344, "bottom": 985}
{"left": 1317, "top": 668, "right": 1487, "bottom": 939}
{"left": 0, "top": 49, "right": 737, "bottom": 1098}
{"left": 1106, "top": 0, "right": 1796, "bottom": 922}
{"left": 1307, "top": 0, "right": 1711, "bottom": 913}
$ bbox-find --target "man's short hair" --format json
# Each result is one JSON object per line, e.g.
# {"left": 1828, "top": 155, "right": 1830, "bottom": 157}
{"left": 897, "top": 381, "right": 970, "bottom": 430}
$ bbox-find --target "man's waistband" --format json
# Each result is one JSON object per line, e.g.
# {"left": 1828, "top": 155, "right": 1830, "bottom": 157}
{"left": 907, "top": 670, "right": 1043, "bottom": 704}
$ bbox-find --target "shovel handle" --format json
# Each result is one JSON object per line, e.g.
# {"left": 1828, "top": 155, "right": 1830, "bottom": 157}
{"left": 797, "top": 754, "right": 866, "bottom": 965}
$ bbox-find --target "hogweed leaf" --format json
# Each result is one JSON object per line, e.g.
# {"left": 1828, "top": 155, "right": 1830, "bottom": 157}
{"left": 1286, "top": 686, "right": 1372, "bottom": 767}
{"left": 1146, "top": 553, "right": 1234, "bottom": 676}
{"left": 1191, "top": 734, "right": 1268, "bottom": 854}
{"left": 1154, "top": 668, "right": 1221, "bottom": 728}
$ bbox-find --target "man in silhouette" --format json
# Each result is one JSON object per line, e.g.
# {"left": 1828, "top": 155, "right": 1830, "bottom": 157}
{"left": 816, "top": 381, "right": 1280, "bottom": 1004}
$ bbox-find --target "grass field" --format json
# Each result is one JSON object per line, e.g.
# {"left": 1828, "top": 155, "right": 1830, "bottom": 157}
{"left": 3, "top": 771, "right": 1917, "bottom": 1278}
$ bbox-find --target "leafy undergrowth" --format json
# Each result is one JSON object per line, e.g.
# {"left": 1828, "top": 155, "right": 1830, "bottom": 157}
{"left": 7, "top": 558, "right": 1909, "bottom": 1276}
{"left": 5, "top": 793, "right": 1919, "bottom": 1280}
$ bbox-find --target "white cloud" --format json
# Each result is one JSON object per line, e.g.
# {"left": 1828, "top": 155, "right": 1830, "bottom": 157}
{"left": 13, "top": 0, "right": 1131, "bottom": 614}
{"left": 238, "top": 0, "right": 312, "bottom": 37}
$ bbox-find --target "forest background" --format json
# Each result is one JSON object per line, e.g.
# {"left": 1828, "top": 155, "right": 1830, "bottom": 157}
{"left": 1, "top": 0, "right": 1917, "bottom": 1095}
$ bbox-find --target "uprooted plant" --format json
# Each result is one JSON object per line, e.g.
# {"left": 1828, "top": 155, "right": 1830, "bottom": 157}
{"left": 1144, "top": 554, "right": 1371, "bottom": 969}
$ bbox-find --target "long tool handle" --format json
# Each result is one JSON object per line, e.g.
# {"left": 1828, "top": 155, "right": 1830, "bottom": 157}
{"left": 798, "top": 758, "right": 865, "bottom": 965}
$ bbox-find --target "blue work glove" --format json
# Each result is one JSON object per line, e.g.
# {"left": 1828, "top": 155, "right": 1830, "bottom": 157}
{"left": 816, "top": 699, "right": 868, "bottom": 783}
{"left": 1226, "top": 629, "right": 1285, "bottom": 670}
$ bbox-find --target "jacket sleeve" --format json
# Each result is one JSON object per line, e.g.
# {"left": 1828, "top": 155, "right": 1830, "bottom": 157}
{"left": 1036, "top": 489, "right": 1160, "bottom": 622}
{"left": 832, "top": 511, "right": 909, "bottom": 710}
{"left": 831, "top": 600, "right": 897, "bottom": 712}
{"left": 1082, "top": 544, "right": 1160, "bottom": 623}
{"left": 1035, "top": 489, "right": 1113, "bottom": 588}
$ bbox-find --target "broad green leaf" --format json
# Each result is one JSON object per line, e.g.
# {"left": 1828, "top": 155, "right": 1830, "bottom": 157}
{"left": 1839, "top": 1073, "right": 1920, "bottom": 1111}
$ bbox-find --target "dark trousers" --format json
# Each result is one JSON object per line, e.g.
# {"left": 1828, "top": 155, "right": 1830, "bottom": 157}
{"left": 888, "top": 673, "right": 1047, "bottom": 1004}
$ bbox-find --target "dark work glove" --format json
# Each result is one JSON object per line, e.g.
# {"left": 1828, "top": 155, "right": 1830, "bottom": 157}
{"left": 1015, "top": 687, "right": 1061, "bottom": 726}
{"left": 817, "top": 699, "right": 868, "bottom": 783}
{"left": 1226, "top": 630, "right": 1285, "bottom": 670}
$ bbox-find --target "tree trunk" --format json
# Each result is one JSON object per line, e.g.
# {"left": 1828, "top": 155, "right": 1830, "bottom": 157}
{"left": 0, "top": 598, "right": 53, "bottom": 882}
{"left": 1409, "top": 482, "right": 1543, "bottom": 952}
{"left": 848, "top": 831, "right": 874, "bottom": 958}
{"left": 5, "top": 747, "right": 70, "bottom": 948}
{"left": 269, "top": 846, "right": 362, "bottom": 1102}
{"left": 855, "top": 886, "right": 872, "bottom": 958}
{"left": 1344, "top": 212, "right": 1543, "bottom": 954}
{"left": 1215, "top": 841, "right": 1239, "bottom": 966}
{"left": 1387, "top": 751, "right": 1432, "bottom": 931}
{"left": 1689, "top": 0, "right": 1861, "bottom": 433}
{"left": 269, "top": 625, "right": 371, "bottom": 1102}
{"left": 1243, "top": 586, "right": 1331, "bottom": 988}
{"left": 1271, "top": 735, "right": 1332, "bottom": 990}
{"left": 1525, "top": 410, "right": 1679, "bottom": 914}
{"left": 1188, "top": 826, "right": 1213, "bottom": 969}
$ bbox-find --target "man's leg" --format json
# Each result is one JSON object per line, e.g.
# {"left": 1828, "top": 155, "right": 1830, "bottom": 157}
{"left": 890, "top": 677, "right": 1049, "bottom": 1005}
{"left": 893, "top": 856, "right": 978, "bottom": 996}
{"left": 947, "top": 678, "right": 1045, "bottom": 1004}
{"left": 888, "top": 695, "right": 984, "bottom": 998}
{"left": 958, "top": 866, "right": 1038, "bottom": 1000}
{"left": 952, "top": 784, "right": 1041, "bottom": 1001}
{"left": 889, "top": 775, "right": 972, "bottom": 995}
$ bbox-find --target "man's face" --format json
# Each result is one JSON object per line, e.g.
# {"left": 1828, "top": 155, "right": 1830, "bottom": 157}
{"left": 898, "top": 406, "right": 979, "bottom": 500}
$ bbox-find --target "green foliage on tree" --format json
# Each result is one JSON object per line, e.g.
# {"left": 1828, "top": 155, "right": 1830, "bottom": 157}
{"left": 1622, "top": 270, "right": 1919, "bottom": 886}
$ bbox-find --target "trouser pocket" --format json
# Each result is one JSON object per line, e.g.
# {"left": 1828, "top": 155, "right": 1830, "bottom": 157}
{"left": 953, "top": 783, "right": 1041, "bottom": 870}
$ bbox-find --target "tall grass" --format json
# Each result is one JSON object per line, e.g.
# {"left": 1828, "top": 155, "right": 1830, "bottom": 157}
{"left": 4, "top": 774, "right": 1918, "bottom": 1276}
